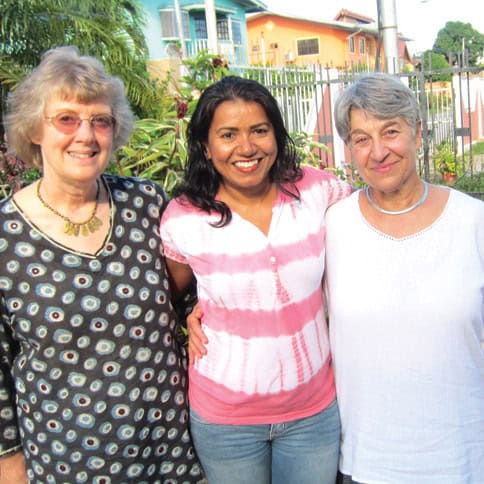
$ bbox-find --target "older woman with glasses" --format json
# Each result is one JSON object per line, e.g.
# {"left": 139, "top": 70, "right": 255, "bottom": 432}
{"left": 0, "top": 46, "right": 204, "bottom": 483}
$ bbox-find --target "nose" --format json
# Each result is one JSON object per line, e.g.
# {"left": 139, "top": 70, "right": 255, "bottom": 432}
{"left": 370, "top": 138, "right": 389, "bottom": 162}
{"left": 237, "top": 134, "right": 256, "bottom": 156}
{"left": 74, "top": 118, "right": 96, "bottom": 140}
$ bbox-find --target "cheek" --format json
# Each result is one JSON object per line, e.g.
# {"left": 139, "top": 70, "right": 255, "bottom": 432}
{"left": 99, "top": 134, "right": 114, "bottom": 152}
{"left": 350, "top": 148, "right": 368, "bottom": 168}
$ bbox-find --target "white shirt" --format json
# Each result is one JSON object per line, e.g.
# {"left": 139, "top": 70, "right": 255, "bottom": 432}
{"left": 326, "top": 189, "right": 484, "bottom": 483}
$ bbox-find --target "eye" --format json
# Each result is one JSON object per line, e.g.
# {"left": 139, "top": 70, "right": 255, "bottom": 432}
{"left": 253, "top": 127, "right": 269, "bottom": 135}
{"left": 92, "top": 115, "right": 114, "bottom": 129}
{"left": 221, "top": 132, "right": 234, "bottom": 140}
{"left": 353, "top": 136, "right": 368, "bottom": 145}
{"left": 56, "top": 113, "right": 79, "bottom": 125}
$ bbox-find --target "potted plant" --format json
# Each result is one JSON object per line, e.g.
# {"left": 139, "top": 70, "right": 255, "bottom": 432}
{"left": 434, "top": 142, "right": 457, "bottom": 184}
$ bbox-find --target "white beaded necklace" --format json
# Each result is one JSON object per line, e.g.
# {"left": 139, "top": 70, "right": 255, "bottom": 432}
{"left": 365, "top": 181, "right": 429, "bottom": 215}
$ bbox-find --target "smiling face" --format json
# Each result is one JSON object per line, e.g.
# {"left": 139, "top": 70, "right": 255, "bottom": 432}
{"left": 348, "top": 109, "right": 422, "bottom": 194}
{"left": 204, "top": 99, "right": 278, "bottom": 198}
{"left": 33, "top": 97, "right": 114, "bottom": 186}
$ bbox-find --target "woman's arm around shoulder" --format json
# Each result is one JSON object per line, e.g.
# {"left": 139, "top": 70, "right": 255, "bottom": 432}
{"left": 301, "top": 165, "right": 352, "bottom": 207}
{"left": 0, "top": 450, "right": 27, "bottom": 484}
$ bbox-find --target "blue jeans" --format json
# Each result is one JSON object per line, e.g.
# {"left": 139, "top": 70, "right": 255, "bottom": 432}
{"left": 190, "top": 400, "right": 341, "bottom": 484}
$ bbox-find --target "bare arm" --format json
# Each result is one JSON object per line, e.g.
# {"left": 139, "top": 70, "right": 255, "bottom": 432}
{"left": 187, "top": 303, "right": 208, "bottom": 362}
{"left": 0, "top": 451, "right": 28, "bottom": 484}
{"left": 164, "top": 259, "right": 209, "bottom": 362}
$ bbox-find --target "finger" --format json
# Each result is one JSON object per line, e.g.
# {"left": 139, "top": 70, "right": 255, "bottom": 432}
{"left": 189, "top": 333, "right": 208, "bottom": 356}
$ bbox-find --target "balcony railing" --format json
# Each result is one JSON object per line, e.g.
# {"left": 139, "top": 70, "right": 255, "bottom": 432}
{"left": 186, "top": 39, "right": 243, "bottom": 65}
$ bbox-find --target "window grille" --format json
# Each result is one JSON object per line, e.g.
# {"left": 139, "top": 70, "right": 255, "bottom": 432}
{"left": 160, "top": 9, "right": 189, "bottom": 39}
{"left": 297, "top": 38, "right": 319, "bottom": 56}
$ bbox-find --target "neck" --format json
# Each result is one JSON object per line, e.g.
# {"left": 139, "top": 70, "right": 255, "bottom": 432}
{"left": 219, "top": 181, "right": 276, "bottom": 208}
{"left": 40, "top": 176, "right": 100, "bottom": 207}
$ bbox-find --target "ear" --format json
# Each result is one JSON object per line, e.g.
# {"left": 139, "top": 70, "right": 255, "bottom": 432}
{"left": 203, "top": 143, "right": 212, "bottom": 161}
{"left": 30, "top": 125, "right": 43, "bottom": 145}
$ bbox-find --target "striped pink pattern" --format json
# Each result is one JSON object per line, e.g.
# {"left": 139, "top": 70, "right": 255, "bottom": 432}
{"left": 161, "top": 167, "right": 350, "bottom": 424}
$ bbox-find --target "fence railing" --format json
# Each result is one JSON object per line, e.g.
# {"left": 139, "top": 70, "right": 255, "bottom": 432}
{"left": 232, "top": 64, "right": 484, "bottom": 179}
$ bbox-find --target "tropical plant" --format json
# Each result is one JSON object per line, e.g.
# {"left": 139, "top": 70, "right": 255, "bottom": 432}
{"left": 0, "top": 0, "right": 165, "bottom": 117}
{"left": 434, "top": 141, "right": 456, "bottom": 175}
{"left": 0, "top": 141, "right": 40, "bottom": 198}
{"left": 114, "top": 117, "right": 189, "bottom": 196}
{"left": 115, "top": 52, "right": 234, "bottom": 195}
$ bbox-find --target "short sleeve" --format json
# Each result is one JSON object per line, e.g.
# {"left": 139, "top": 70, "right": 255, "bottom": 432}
{"left": 0, "top": 294, "right": 22, "bottom": 455}
{"left": 324, "top": 171, "right": 352, "bottom": 207}
{"left": 159, "top": 200, "right": 189, "bottom": 264}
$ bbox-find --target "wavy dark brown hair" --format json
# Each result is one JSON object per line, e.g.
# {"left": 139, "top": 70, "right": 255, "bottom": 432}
{"left": 174, "top": 75, "right": 303, "bottom": 227}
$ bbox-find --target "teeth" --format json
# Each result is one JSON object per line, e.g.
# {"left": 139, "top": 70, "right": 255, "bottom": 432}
{"left": 234, "top": 160, "right": 258, "bottom": 168}
{"left": 69, "top": 152, "right": 94, "bottom": 158}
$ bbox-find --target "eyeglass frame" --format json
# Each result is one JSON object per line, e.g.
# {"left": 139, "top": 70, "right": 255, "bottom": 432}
{"left": 44, "top": 112, "right": 116, "bottom": 135}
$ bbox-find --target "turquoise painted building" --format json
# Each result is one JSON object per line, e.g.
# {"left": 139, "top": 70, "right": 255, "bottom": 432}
{"left": 140, "top": 0, "right": 266, "bottom": 66}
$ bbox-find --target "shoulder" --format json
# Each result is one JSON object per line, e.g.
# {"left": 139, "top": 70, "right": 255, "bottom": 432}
{"left": 326, "top": 190, "right": 359, "bottom": 218}
{"left": 299, "top": 165, "right": 339, "bottom": 185}
{"left": 104, "top": 175, "right": 167, "bottom": 204}
{"left": 296, "top": 166, "right": 351, "bottom": 204}
{"left": 163, "top": 195, "right": 211, "bottom": 220}
{"left": 447, "top": 188, "right": 484, "bottom": 231}
{"left": 104, "top": 174, "right": 165, "bottom": 196}
{"left": 449, "top": 188, "right": 484, "bottom": 211}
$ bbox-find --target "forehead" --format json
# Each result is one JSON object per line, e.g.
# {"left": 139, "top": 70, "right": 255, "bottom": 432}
{"left": 44, "top": 95, "right": 112, "bottom": 113}
{"left": 212, "top": 99, "right": 268, "bottom": 124}
{"left": 349, "top": 109, "right": 409, "bottom": 131}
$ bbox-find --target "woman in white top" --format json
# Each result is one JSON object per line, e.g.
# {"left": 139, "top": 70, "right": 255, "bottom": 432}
{"left": 326, "top": 72, "right": 483, "bottom": 483}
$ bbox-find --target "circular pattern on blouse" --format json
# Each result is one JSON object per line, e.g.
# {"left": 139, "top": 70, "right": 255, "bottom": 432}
{"left": 0, "top": 176, "right": 203, "bottom": 483}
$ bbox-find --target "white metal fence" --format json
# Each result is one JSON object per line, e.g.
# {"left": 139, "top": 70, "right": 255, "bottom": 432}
{"left": 232, "top": 64, "right": 484, "bottom": 178}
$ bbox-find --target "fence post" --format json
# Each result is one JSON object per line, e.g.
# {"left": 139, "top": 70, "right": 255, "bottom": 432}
{"left": 417, "top": 70, "right": 430, "bottom": 181}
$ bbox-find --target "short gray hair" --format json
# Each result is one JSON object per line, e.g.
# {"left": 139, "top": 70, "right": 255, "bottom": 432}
{"left": 334, "top": 73, "right": 421, "bottom": 144}
{"left": 4, "top": 46, "right": 134, "bottom": 168}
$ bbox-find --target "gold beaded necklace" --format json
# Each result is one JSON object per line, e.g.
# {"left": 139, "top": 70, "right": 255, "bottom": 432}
{"left": 36, "top": 178, "right": 103, "bottom": 237}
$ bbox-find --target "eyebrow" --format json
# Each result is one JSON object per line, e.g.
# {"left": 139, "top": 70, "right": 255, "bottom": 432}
{"left": 350, "top": 120, "right": 402, "bottom": 137}
{"left": 215, "top": 121, "right": 272, "bottom": 133}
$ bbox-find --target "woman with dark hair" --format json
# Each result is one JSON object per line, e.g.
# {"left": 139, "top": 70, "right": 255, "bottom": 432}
{"left": 160, "top": 76, "right": 350, "bottom": 483}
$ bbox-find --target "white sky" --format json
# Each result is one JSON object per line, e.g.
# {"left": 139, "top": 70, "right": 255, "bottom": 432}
{"left": 262, "top": 0, "right": 483, "bottom": 55}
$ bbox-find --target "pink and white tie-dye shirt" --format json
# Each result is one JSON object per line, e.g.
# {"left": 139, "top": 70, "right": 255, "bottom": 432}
{"left": 160, "top": 166, "right": 350, "bottom": 424}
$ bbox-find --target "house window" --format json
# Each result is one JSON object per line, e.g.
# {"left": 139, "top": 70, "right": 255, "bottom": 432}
{"left": 359, "top": 37, "right": 365, "bottom": 54}
{"left": 349, "top": 36, "right": 355, "bottom": 53}
{"left": 193, "top": 15, "right": 207, "bottom": 39}
{"left": 217, "top": 15, "right": 230, "bottom": 40}
{"left": 160, "top": 9, "right": 189, "bottom": 39}
{"left": 297, "top": 38, "right": 319, "bottom": 56}
{"left": 232, "top": 19, "right": 242, "bottom": 45}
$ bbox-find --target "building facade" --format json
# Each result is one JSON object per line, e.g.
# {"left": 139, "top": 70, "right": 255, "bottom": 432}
{"left": 247, "top": 9, "right": 412, "bottom": 71}
{"left": 140, "top": 0, "right": 266, "bottom": 78}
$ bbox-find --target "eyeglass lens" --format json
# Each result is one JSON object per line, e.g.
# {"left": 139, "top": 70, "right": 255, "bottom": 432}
{"left": 50, "top": 113, "right": 115, "bottom": 133}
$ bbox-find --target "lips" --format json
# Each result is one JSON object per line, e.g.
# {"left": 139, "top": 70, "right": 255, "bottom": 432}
{"left": 373, "top": 162, "right": 397, "bottom": 173}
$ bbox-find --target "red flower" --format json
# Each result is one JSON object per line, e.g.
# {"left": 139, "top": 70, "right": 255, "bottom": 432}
{"left": 212, "top": 57, "right": 223, "bottom": 68}
{"left": 176, "top": 101, "right": 188, "bottom": 119}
